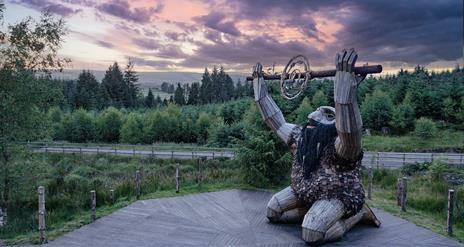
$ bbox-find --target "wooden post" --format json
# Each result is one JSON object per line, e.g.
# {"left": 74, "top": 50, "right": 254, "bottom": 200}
{"left": 151, "top": 146, "right": 154, "bottom": 157}
{"left": 96, "top": 147, "right": 99, "bottom": 154}
{"left": 447, "top": 189, "right": 455, "bottom": 236}
{"left": 376, "top": 152, "right": 379, "bottom": 169}
{"left": 397, "top": 178, "right": 402, "bottom": 206}
{"left": 367, "top": 166, "right": 373, "bottom": 200}
{"left": 403, "top": 153, "right": 406, "bottom": 166}
{"left": 212, "top": 152, "right": 215, "bottom": 160}
{"left": 192, "top": 151, "right": 194, "bottom": 159}
{"left": 198, "top": 158, "right": 203, "bottom": 190}
{"left": 90, "top": 190, "right": 96, "bottom": 222}
{"left": 38, "top": 186, "right": 46, "bottom": 244}
{"left": 136, "top": 170, "right": 141, "bottom": 199}
{"left": 171, "top": 151, "right": 174, "bottom": 159}
{"left": 80, "top": 147, "right": 82, "bottom": 154}
{"left": 109, "top": 189, "right": 115, "bottom": 205}
{"left": 431, "top": 153, "right": 434, "bottom": 162}
{"left": 175, "top": 163, "right": 180, "bottom": 193}
{"left": 401, "top": 177, "right": 407, "bottom": 212}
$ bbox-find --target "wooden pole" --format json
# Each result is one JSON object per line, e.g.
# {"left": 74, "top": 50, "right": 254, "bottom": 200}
{"left": 175, "top": 163, "right": 180, "bottom": 193}
{"left": 38, "top": 186, "right": 46, "bottom": 244}
{"left": 198, "top": 158, "right": 203, "bottom": 190}
{"left": 109, "top": 189, "right": 115, "bottom": 205}
{"left": 447, "top": 189, "right": 455, "bottom": 236}
{"left": 403, "top": 153, "right": 406, "bottom": 166}
{"left": 376, "top": 152, "right": 379, "bottom": 169}
{"left": 367, "top": 166, "right": 373, "bottom": 200}
{"left": 90, "top": 190, "right": 96, "bottom": 222}
{"left": 397, "top": 178, "right": 402, "bottom": 206}
{"left": 136, "top": 170, "right": 141, "bottom": 199}
{"left": 401, "top": 177, "right": 407, "bottom": 212}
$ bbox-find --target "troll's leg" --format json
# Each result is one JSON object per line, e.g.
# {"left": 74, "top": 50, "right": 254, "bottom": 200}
{"left": 324, "top": 204, "right": 381, "bottom": 242}
{"left": 301, "top": 199, "right": 345, "bottom": 244}
{"left": 266, "top": 186, "right": 306, "bottom": 223}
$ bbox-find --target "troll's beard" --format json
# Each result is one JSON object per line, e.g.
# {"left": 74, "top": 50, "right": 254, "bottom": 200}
{"left": 296, "top": 122, "right": 337, "bottom": 179}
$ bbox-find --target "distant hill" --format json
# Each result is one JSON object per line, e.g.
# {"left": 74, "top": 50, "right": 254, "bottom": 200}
{"left": 53, "top": 70, "right": 248, "bottom": 89}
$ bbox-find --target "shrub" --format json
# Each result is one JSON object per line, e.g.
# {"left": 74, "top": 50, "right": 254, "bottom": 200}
{"left": 312, "top": 90, "right": 328, "bottom": 107}
{"left": 414, "top": 117, "right": 437, "bottom": 139}
{"left": 292, "top": 96, "right": 313, "bottom": 124}
{"left": 120, "top": 113, "right": 143, "bottom": 144}
{"left": 97, "top": 107, "right": 122, "bottom": 142}
{"left": 64, "top": 109, "right": 96, "bottom": 142}
{"left": 237, "top": 104, "right": 291, "bottom": 187}
{"left": 361, "top": 90, "right": 393, "bottom": 131}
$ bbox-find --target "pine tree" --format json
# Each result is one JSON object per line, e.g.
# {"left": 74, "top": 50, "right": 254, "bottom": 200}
{"left": 96, "top": 83, "right": 112, "bottom": 110}
{"left": 145, "top": 88, "right": 155, "bottom": 108}
{"left": 75, "top": 70, "right": 99, "bottom": 110}
{"left": 235, "top": 78, "right": 243, "bottom": 98}
{"left": 123, "top": 60, "right": 139, "bottom": 108}
{"left": 174, "top": 83, "right": 186, "bottom": 105}
{"left": 199, "top": 68, "right": 212, "bottom": 104}
{"left": 156, "top": 95, "right": 163, "bottom": 106}
{"left": 101, "top": 62, "right": 125, "bottom": 107}
{"left": 188, "top": 82, "right": 200, "bottom": 105}
{"left": 210, "top": 66, "right": 219, "bottom": 102}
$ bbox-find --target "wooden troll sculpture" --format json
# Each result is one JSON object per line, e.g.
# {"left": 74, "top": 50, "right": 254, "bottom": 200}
{"left": 252, "top": 49, "right": 381, "bottom": 245}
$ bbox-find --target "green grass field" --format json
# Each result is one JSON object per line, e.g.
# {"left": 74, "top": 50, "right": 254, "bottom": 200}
{"left": 363, "top": 130, "right": 464, "bottom": 152}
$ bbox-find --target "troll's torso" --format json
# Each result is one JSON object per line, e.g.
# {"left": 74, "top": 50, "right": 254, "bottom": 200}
{"left": 288, "top": 124, "right": 365, "bottom": 217}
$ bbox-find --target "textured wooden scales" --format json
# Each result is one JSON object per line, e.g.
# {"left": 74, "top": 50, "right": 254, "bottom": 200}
{"left": 18, "top": 189, "right": 464, "bottom": 247}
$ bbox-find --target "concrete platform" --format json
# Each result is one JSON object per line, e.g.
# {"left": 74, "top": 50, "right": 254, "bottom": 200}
{"left": 26, "top": 189, "right": 464, "bottom": 246}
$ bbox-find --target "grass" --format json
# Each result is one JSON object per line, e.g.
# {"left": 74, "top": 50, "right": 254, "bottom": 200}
{"left": 368, "top": 188, "right": 464, "bottom": 242}
{"left": 361, "top": 164, "right": 464, "bottom": 242}
{"left": 363, "top": 130, "right": 464, "bottom": 152}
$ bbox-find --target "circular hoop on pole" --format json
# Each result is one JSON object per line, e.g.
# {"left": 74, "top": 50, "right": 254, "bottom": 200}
{"left": 280, "top": 55, "right": 310, "bottom": 100}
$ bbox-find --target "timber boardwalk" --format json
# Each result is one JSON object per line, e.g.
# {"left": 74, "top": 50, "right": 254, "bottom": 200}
{"left": 18, "top": 189, "right": 464, "bottom": 246}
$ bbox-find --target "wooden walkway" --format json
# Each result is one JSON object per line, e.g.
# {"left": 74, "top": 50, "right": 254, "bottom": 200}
{"left": 25, "top": 189, "right": 463, "bottom": 246}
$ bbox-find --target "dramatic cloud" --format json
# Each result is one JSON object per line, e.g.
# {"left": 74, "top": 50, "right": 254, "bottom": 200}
{"left": 194, "top": 11, "right": 241, "bottom": 36}
{"left": 7, "top": 0, "right": 461, "bottom": 71}
{"left": 133, "top": 38, "right": 161, "bottom": 50}
{"left": 96, "top": 40, "right": 114, "bottom": 49}
{"left": 97, "top": 0, "right": 163, "bottom": 23}
{"left": 12, "top": 0, "right": 82, "bottom": 16}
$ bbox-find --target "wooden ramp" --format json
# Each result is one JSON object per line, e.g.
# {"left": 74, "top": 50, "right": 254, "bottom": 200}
{"left": 34, "top": 189, "right": 462, "bottom": 246}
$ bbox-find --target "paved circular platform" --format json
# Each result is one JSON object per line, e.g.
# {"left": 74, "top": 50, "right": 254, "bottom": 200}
{"left": 28, "top": 189, "right": 463, "bottom": 246}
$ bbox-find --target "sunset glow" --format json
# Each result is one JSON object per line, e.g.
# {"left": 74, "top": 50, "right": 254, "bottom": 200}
{"left": 3, "top": 0, "right": 462, "bottom": 73}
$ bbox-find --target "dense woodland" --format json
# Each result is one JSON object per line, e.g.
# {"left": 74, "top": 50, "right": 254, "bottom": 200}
{"left": 45, "top": 65, "right": 464, "bottom": 145}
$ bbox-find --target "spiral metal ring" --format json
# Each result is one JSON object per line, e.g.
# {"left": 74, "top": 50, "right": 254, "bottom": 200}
{"left": 280, "top": 55, "right": 310, "bottom": 100}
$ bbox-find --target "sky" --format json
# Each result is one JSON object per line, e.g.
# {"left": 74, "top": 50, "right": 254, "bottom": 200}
{"left": 2, "top": 0, "right": 463, "bottom": 74}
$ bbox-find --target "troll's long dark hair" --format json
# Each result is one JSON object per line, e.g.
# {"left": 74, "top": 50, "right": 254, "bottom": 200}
{"left": 296, "top": 121, "right": 338, "bottom": 178}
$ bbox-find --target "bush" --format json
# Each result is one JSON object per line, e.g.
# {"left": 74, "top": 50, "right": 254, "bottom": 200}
{"left": 237, "top": 104, "right": 291, "bottom": 187}
{"left": 97, "top": 107, "right": 122, "bottom": 142}
{"left": 414, "top": 117, "right": 437, "bottom": 139}
{"left": 64, "top": 109, "right": 96, "bottom": 142}
{"left": 292, "top": 96, "right": 313, "bottom": 124}
{"left": 120, "top": 112, "right": 143, "bottom": 144}
{"left": 361, "top": 90, "right": 393, "bottom": 131}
